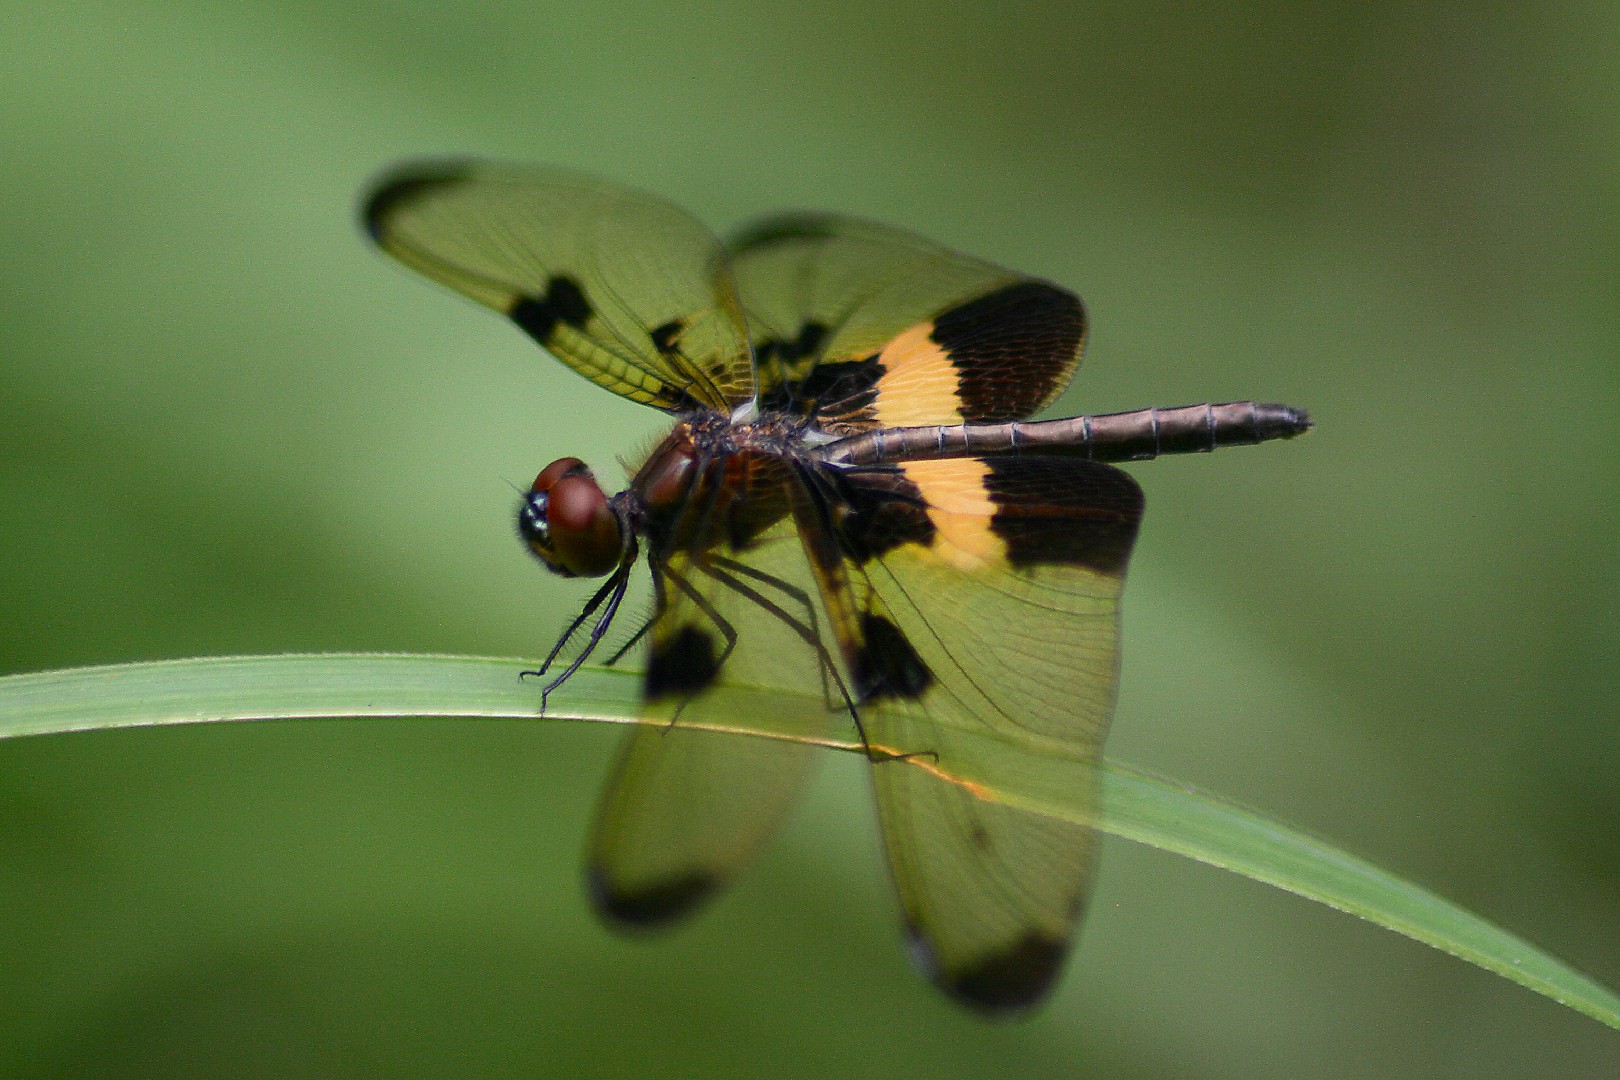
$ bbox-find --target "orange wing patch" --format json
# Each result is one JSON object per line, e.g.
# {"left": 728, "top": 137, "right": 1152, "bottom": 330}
{"left": 897, "top": 458, "right": 1006, "bottom": 572}
{"left": 872, "top": 322, "right": 964, "bottom": 427}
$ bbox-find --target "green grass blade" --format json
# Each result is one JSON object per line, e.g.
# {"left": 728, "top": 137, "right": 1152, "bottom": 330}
{"left": 1, "top": 653, "right": 1615, "bottom": 1032}
{"left": 1098, "top": 763, "right": 1620, "bottom": 1031}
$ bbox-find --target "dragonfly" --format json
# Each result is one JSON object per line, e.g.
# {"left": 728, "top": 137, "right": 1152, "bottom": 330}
{"left": 363, "top": 161, "right": 1310, "bottom": 1015}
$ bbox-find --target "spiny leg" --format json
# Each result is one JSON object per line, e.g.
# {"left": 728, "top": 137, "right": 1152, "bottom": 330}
{"left": 524, "top": 552, "right": 637, "bottom": 714}
{"left": 623, "top": 551, "right": 904, "bottom": 760}
{"left": 523, "top": 561, "right": 632, "bottom": 682}
{"left": 706, "top": 553, "right": 840, "bottom": 713}
{"left": 603, "top": 612, "right": 655, "bottom": 667}
{"left": 697, "top": 557, "right": 916, "bottom": 764}
{"left": 700, "top": 558, "right": 844, "bottom": 710}
{"left": 791, "top": 462, "right": 938, "bottom": 765}
{"left": 657, "top": 560, "right": 738, "bottom": 727}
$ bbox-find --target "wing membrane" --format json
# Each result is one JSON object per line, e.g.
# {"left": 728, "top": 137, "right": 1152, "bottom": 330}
{"left": 588, "top": 509, "right": 843, "bottom": 925}
{"left": 365, "top": 161, "right": 754, "bottom": 410}
{"left": 727, "top": 214, "right": 1086, "bottom": 429}
{"left": 802, "top": 454, "right": 1143, "bottom": 1012}
{"left": 588, "top": 725, "right": 818, "bottom": 925}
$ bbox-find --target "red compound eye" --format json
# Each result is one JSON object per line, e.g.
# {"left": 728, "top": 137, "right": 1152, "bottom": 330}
{"left": 518, "top": 458, "right": 623, "bottom": 578}
{"left": 531, "top": 456, "right": 586, "bottom": 496}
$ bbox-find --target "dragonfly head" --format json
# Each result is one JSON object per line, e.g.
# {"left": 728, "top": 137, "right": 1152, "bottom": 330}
{"left": 519, "top": 457, "right": 626, "bottom": 578}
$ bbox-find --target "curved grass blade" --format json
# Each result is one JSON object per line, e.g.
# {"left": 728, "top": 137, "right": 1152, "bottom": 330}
{"left": 0, "top": 653, "right": 1615, "bottom": 1032}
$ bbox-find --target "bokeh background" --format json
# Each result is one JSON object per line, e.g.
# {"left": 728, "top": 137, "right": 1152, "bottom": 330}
{"left": 2, "top": 1, "right": 1616, "bottom": 1076}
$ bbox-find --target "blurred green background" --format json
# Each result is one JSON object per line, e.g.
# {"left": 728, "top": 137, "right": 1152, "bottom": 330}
{"left": 2, "top": 0, "right": 1616, "bottom": 1076}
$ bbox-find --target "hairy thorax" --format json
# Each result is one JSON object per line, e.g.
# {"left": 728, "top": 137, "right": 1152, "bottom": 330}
{"left": 629, "top": 409, "right": 820, "bottom": 555}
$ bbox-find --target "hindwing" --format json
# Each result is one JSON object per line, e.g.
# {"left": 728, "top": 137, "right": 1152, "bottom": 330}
{"left": 797, "top": 454, "right": 1143, "bottom": 1012}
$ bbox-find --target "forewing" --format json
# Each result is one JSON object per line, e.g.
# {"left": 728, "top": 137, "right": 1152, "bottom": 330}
{"left": 800, "top": 455, "right": 1143, "bottom": 1012}
{"left": 727, "top": 214, "right": 1086, "bottom": 429}
{"left": 588, "top": 507, "right": 842, "bottom": 926}
{"left": 365, "top": 161, "right": 754, "bottom": 410}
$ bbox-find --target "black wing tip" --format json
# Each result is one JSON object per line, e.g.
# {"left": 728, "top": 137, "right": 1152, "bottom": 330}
{"left": 906, "top": 924, "right": 1070, "bottom": 1016}
{"left": 358, "top": 157, "right": 482, "bottom": 240}
{"left": 588, "top": 867, "right": 718, "bottom": 929}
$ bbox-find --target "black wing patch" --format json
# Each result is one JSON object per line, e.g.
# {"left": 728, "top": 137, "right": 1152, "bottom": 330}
{"left": 793, "top": 454, "right": 1141, "bottom": 1013}
{"left": 510, "top": 274, "right": 594, "bottom": 344}
{"left": 365, "top": 160, "right": 754, "bottom": 411}
{"left": 726, "top": 213, "right": 1086, "bottom": 431}
{"left": 982, "top": 456, "right": 1139, "bottom": 575}
{"left": 928, "top": 282, "right": 1085, "bottom": 422}
{"left": 853, "top": 610, "right": 933, "bottom": 704}
{"left": 588, "top": 506, "right": 842, "bottom": 929}
{"left": 645, "top": 622, "right": 721, "bottom": 700}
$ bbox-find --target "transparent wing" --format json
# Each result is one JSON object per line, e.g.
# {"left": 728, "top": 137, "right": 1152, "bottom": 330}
{"left": 587, "top": 505, "right": 844, "bottom": 925}
{"left": 364, "top": 160, "right": 754, "bottom": 411}
{"left": 727, "top": 214, "right": 1086, "bottom": 430}
{"left": 798, "top": 454, "right": 1143, "bottom": 1013}
{"left": 588, "top": 726, "right": 817, "bottom": 925}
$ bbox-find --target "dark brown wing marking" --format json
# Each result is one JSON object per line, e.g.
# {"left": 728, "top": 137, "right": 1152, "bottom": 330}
{"left": 365, "top": 161, "right": 753, "bottom": 411}
{"left": 644, "top": 622, "right": 722, "bottom": 701}
{"left": 509, "top": 274, "right": 594, "bottom": 344}
{"left": 853, "top": 610, "right": 933, "bottom": 703}
{"left": 726, "top": 213, "right": 1085, "bottom": 431}
{"left": 797, "top": 454, "right": 1142, "bottom": 1013}
{"left": 588, "top": 501, "right": 841, "bottom": 928}
{"left": 982, "top": 456, "right": 1139, "bottom": 575}
{"left": 833, "top": 468, "right": 937, "bottom": 564}
{"left": 928, "top": 282, "right": 1085, "bottom": 422}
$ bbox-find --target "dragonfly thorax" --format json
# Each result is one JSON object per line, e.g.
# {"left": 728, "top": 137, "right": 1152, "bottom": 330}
{"left": 628, "top": 411, "right": 809, "bottom": 556}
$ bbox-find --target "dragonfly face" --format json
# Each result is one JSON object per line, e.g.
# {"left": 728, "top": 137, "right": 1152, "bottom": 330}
{"left": 518, "top": 457, "right": 625, "bottom": 578}
{"left": 363, "top": 161, "right": 1309, "bottom": 1014}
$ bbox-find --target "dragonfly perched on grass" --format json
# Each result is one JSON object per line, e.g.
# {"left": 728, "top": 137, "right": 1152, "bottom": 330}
{"left": 364, "top": 161, "right": 1309, "bottom": 1014}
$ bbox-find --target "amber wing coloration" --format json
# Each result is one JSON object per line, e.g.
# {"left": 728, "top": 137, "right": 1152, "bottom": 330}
{"left": 722, "top": 213, "right": 1130, "bottom": 1009}
{"left": 588, "top": 512, "right": 838, "bottom": 926}
{"left": 364, "top": 161, "right": 755, "bottom": 411}
{"left": 727, "top": 213, "right": 1086, "bottom": 431}
{"left": 366, "top": 161, "right": 1146, "bottom": 1014}
{"left": 589, "top": 725, "right": 819, "bottom": 925}
{"left": 842, "top": 457, "right": 1140, "bottom": 1011}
